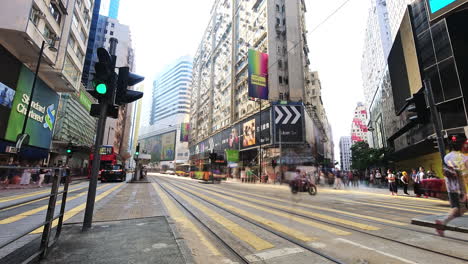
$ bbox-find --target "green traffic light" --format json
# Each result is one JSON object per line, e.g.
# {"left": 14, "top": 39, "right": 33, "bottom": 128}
{"left": 96, "top": 83, "right": 107, "bottom": 94}
{"left": 135, "top": 152, "right": 139, "bottom": 155}
{"left": 67, "top": 149, "right": 71, "bottom": 153}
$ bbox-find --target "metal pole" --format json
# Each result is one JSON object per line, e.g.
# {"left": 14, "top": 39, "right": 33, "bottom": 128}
{"left": 424, "top": 79, "right": 446, "bottom": 162}
{"left": 83, "top": 39, "right": 118, "bottom": 230}
{"left": 259, "top": 99, "right": 262, "bottom": 183}
{"left": 279, "top": 126, "right": 282, "bottom": 183}
{"left": 107, "top": 127, "right": 111, "bottom": 145}
{"left": 39, "top": 168, "right": 61, "bottom": 258}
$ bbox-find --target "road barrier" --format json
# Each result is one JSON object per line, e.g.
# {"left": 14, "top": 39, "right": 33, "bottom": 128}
{"left": 0, "top": 167, "right": 71, "bottom": 262}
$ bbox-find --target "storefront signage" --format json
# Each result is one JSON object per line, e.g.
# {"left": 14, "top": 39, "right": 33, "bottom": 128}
{"left": 426, "top": 0, "right": 468, "bottom": 21}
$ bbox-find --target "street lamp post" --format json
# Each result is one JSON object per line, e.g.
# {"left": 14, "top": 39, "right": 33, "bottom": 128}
{"left": 17, "top": 40, "right": 57, "bottom": 156}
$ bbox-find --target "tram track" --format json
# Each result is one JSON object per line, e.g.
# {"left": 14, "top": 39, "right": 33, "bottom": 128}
{"left": 154, "top": 177, "right": 345, "bottom": 264}
{"left": 164, "top": 177, "right": 468, "bottom": 263}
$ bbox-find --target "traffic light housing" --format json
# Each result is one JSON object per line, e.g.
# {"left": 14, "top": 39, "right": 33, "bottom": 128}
{"left": 88, "top": 48, "right": 116, "bottom": 104}
{"left": 406, "top": 92, "right": 429, "bottom": 124}
{"left": 209, "top": 152, "right": 217, "bottom": 161}
{"left": 135, "top": 143, "right": 140, "bottom": 157}
{"left": 115, "top": 67, "right": 144, "bottom": 105}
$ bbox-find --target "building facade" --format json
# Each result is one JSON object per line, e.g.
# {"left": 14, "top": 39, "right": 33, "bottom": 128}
{"left": 351, "top": 102, "right": 368, "bottom": 144}
{"left": 0, "top": 0, "right": 96, "bottom": 163}
{"left": 138, "top": 57, "right": 193, "bottom": 169}
{"left": 188, "top": 0, "right": 333, "bottom": 180}
{"left": 99, "top": 0, "right": 120, "bottom": 19}
{"left": 339, "top": 136, "right": 352, "bottom": 171}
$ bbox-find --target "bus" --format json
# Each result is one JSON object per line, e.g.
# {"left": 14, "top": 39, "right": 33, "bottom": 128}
{"left": 88, "top": 145, "right": 118, "bottom": 178}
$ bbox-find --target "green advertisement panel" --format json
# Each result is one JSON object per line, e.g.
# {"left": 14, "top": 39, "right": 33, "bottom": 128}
{"left": 225, "top": 149, "right": 239, "bottom": 162}
{"left": 5, "top": 66, "right": 59, "bottom": 149}
{"left": 139, "top": 130, "right": 176, "bottom": 162}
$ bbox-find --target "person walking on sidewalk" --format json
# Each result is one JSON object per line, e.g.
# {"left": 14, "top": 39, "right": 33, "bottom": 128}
{"left": 387, "top": 169, "right": 398, "bottom": 195}
{"left": 400, "top": 171, "right": 410, "bottom": 195}
{"left": 417, "top": 167, "right": 428, "bottom": 198}
{"left": 435, "top": 138, "right": 468, "bottom": 237}
{"left": 20, "top": 165, "right": 32, "bottom": 185}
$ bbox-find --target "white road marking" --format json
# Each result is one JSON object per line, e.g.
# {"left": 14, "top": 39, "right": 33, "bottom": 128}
{"left": 221, "top": 259, "right": 239, "bottom": 264}
{"left": 245, "top": 247, "right": 305, "bottom": 262}
{"left": 308, "top": 242, "right": 327, "bottom": 249}
{"left": 335, "top": 238, "right": 418, "bottom": 264}
{"left": 152, "top": 243, "right": 168, "bottom": 249}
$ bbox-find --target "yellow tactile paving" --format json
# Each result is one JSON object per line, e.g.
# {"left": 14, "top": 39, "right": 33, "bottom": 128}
{"left": 151, "top": 183, "right": 221, "bottom": 256}
{"left": 175, "top": 184, "right": 346, "bottom": 237}
{"left": 192, "top": 183, "right": 409, "bottom": 226}
{"left": 31, "top": 183, "right": 124, "bottom": 234}
{"left": 336, "top": 199, "right": 440, "bottom": 214}
{"left": 185, "top": 184, "right": 379, "bottom": 231}
{"left": 0, "top": 185, "right": 108, "bottom": 224}
{"left": 163, "top": 184, "right": 275, "bottom": 251}
{"left": 352, "top": 199, "right": 448, "bottom": 213}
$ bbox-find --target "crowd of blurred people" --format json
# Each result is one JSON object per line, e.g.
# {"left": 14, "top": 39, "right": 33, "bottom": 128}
{"left": 0, "top": 160, "right": 72, "bottom": 188}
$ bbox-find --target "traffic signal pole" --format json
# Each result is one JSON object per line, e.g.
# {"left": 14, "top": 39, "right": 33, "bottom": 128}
{"left": 83, "top": 39, "right": 118, "bottom": 231}
{"left": 424, "top": 79, "right": 446, "bottom": 162}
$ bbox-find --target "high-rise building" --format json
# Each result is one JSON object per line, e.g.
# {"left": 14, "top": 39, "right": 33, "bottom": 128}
{"left": 351, "top": 102, "right": 368, "bottom": 144}
{"left": 0, "top": 0, "right": 96, "bottom": 162}
{"left": 100, "top": 0, "right": 120, "bottom": 19}
{"left": 189, "top": 0, "right": 332, "bottom": 175}
{"left": 150, "top": 56, "right": 192, "bottom": 126}
{"left": 138, "top": 57, "right": 193, "bottom": 169}
{"left": 82, "top": 0, "right": 102, "bottom": 86}
{"left": 339, "top": 136, "right": 352, "bottom": 171}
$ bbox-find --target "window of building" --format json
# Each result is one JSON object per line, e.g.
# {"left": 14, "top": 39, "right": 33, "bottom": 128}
{"left": 64, "top": 55, "right": 80, "bottom": 84}
{"left": 279, "top": 76, "right": 283, "bottom": 84}
{"left": 276, "top": 4, "right": 280, "bottom": 11}
{"left": 49, "top": 2, "right": 62, "bottom": 25}
{"left": 30, "top": 6, "right": 41, "bottom": 26}
{"left": 276, "top": 18, "right": 280, "bottom": 25}
{"left": 68, "top": 36, "right": 76, "bottom": 50}
{"left": 278, "top": 60, "right": 282, "bottom": 69}
{"left": 110, "top": 31, "right": 114, "bottom": 36}
{"left": 72, "top": 12, "right": 79, "bottom": 29}
{"left": 283, "top": 18, "right": 286, "bottom": 25}
{"left": 43, "top": 25, "right": 57, "bottom": 45}
{"left": 79, "top": 27, "right": 87, "bottom": 42}
{"left": 111, "top": 23, "right": 115, "bottom": 28}
{"left": 76, "top": 48, "right": 84, "bottom": 62}
{"left": 105, "top": 30, "right": 108, "bottom": 34}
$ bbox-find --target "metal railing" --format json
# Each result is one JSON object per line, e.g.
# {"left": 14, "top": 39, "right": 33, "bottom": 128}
{"left": 0, "top": 167, "right": 71, "bottom": 262}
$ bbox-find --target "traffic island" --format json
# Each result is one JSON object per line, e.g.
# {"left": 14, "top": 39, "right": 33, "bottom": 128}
{"left": 40, "top": 217, "right": 186, "bottom": 264}
{"left": 411, "top": 215, "right": 468, "bottom": 233}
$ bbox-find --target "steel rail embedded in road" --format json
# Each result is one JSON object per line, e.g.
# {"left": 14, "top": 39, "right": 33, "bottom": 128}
{"left": 156, "top": 176, "right": 345, "bottom": 264}
{"left": 167, "top": 178, "right": 468, "bottom": 263}
{"left": 152, "top": 178, "right": 249, "bottom": 264}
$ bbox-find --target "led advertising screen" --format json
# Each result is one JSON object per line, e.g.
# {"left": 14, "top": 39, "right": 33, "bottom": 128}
{"left": 180, "top": 123, "right": 190, "bottom": 142}
{"left": 139, "top": 130, "right": 177, "bottom": 162}
{"left": 242, "top": 118, "right": 256, "bottom": 147}
{"left": 426, "top": 0, "right": 468, "bottom": 21}
{"left": 248, "top": 49, "right": 268, "bottom": 100}
{"left": 5, "top": 66, "right": 59, "bottom": 149}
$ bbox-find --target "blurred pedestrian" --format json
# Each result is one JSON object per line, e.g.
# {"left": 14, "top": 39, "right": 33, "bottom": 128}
{"left": 38, "top": 166, "right": 48, "bottom": 187}
{"left": 20, "top": 165, "right": 32, "bottom": 185}
{"left": 400, "top": 171, "right": 410, "bottom": 195}
{"left": 417, "top": 167, "right": 428, "bottom": 198}
{"left": 375, "top": 169, "right": 382, "bottom": 187}
{"left": 387, "top": 169, "right": 397, "bottom": 195}
{"left": 334, "top": 170, "right": 343, "bottom": 189}
{"left": 435, "top": 137, "right": 467, "bottom": 236}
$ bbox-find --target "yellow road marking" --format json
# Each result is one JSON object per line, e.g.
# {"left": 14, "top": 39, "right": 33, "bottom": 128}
{"left": 31, "top": 183, "right": 124, "bottom": 234}
{"left": 175, "top": 184, "right": 342, "bottom": 238}
{"left": 0, "top": 186, "right": 89, "bottom": 213}
{"left": 320, "top": 189, "right": 448, "bottom": 204}
{"left": 200, "top": 184, "right": 408, "bottom": 226}
{"left": 151, "top": 183, "right": 221, "bottom": 256}
{"left": 163, "top": 184, "right": 275, "bottom": 251}
{"left": 354, "top": 200, "right": 447, "bottom": 213}
{"left": 186, "top": 184, "right": 378, "bottom": 231}
{"left": 0, "top": 183, "right": 88, "bottom": 203}
{"left": 0, "top": 185, "right": 108, "bottom": 224}
{"left": 336, "top": 199, "right": 439, "bottom": 214}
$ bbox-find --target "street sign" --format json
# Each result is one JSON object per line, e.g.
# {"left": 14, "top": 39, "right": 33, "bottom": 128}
{"left": 275, "top": 105, "right": 301, "bottom": 125}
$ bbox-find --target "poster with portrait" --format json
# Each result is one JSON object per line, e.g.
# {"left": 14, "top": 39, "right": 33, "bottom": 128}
{"left": 242, "top": 118, "right": 256, "bottom": 147}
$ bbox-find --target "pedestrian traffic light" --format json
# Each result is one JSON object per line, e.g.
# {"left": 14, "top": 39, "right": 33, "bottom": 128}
{"left": 115, "top": 67, "right": 144, "bottom": 105}
{"left": 88, "top": 48, "right": 116, "bottom": 104}
{"left": 406, "top": 92, "right": 429, "bottom": 124}
{"left": 135, "top": 143, "right": 140, "bottom": 157}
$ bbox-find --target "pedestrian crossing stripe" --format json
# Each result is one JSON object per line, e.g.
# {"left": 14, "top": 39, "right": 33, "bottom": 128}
{"left": 336, "top": 199, "right": 441, "bottom": 215}
{"left": 352, "top": 199, "right": 447, "bottom": 213}
{"left": 163, "top": 184, "right": 275, "bottom": 251}
{"left": 151, "top": 183, "right": 221, "bottom": 256}
{"left": 0, "top": 182, "right": 88, "bottom": 203}
{"left": 177, "top": 184, "right": 352, "bottom": 235}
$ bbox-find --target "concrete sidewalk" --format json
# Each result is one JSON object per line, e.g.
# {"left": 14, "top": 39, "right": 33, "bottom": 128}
{"left": 3, "top": 181, "right": 192, "bottom": 264}
{"left": 411, "top": 215, "right": 468, "bottom": 233}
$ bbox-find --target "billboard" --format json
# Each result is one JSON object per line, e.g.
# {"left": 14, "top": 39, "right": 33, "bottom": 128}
{"left": 180, "top": 123, "right": 190, "bottom": 142}
{"left": 242, "top": 119, "right": 256, "bottom": 147}
{"left": 5, "top": 66, "right": 59, "bottom": 149}
{"left": 248, "top": 49, "right": 268, "bottom": 100}
{"left": 273, "top": 104, "right": 304, "bottom": 144}
{"left": 426, "top": 0, "right": 468, "bottom": 21}
{"left": 139, "top": 130, "right": 176, "bottom": 162}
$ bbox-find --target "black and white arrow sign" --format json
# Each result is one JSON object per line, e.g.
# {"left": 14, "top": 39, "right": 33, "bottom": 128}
{"left": 275, "top": 106, "right": 302, "bottom": 125}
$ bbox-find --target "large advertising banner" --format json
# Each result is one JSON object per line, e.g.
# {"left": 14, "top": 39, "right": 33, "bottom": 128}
{"left": 248, "top": 49, "right": 268, "bottom": 100}
{"left": 242, "top": 119, "right": 256, "bottom": 147}
{"left": 140, "top": 130, "right": 177, "bottom": 162}
{"left": 0, "top": 82, "right": 16, "bottom": 139}
{"left": 180, "top": 123, "right": 190, "bottom": 142}
{"left": 426, "top": 0, "right": 468, "bottom": 21}
{"left": 5, "top": 66, "right": 59, "bottom": 149}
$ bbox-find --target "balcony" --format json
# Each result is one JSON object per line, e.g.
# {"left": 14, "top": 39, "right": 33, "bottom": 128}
{"left": 0, "top": 0, "right": 75, "bottom": 93}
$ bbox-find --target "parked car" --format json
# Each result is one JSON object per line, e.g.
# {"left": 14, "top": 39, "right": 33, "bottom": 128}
{"left": 101, "top": 164, "right": 126, "bottom": 182}
{"left": 165, "top": 170, "right": 176, "bottom": 175}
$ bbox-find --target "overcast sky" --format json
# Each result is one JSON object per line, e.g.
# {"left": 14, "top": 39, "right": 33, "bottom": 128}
{"left": 119, "top": 0, "right": 371, "bottom": 159}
